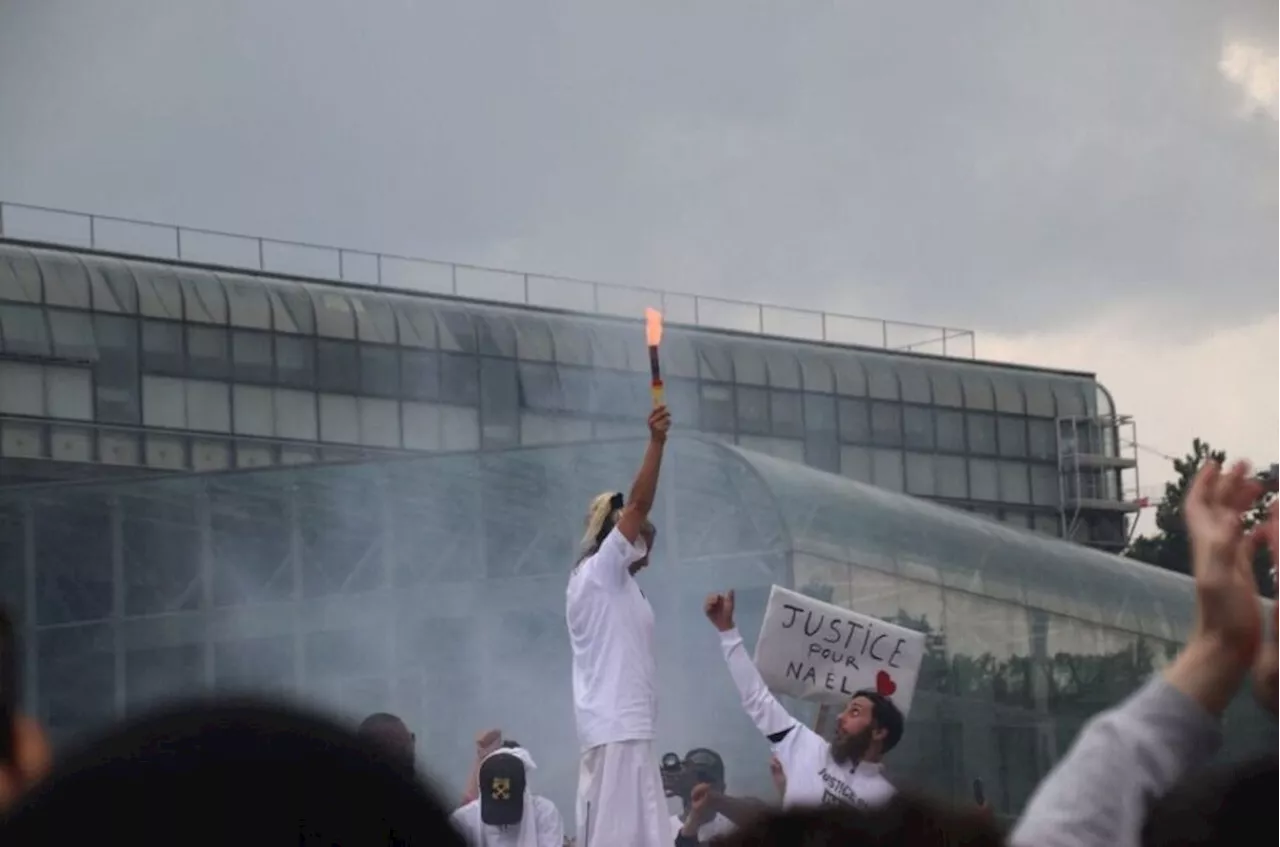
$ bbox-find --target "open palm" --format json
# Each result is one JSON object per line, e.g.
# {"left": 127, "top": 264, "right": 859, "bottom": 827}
{"left": 1184, "top": 461, "right": 1265, "bottom": 665}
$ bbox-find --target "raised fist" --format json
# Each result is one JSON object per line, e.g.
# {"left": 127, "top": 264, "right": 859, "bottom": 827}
{"left": 704, "top": 590, "right": 736, "bottom": 632}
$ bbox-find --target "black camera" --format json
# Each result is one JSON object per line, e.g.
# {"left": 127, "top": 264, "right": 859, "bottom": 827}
{"left": 660, "top": 748, "right": 725, "bottom": 803}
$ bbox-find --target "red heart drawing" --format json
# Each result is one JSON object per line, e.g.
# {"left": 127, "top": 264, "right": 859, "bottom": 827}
{"left": 875, "top": 670, "right": 897, "bottom": 697}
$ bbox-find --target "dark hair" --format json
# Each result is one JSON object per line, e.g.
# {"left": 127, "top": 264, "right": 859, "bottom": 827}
{"left": 0, "top": 697, "right": 462, "bottom": 846}
{"left": 852, "top": 690, "right": 905, "bottom": 754}
{"left": 501, "top": 739, "right": 521, "bottom": 749}
{"left": 714, "top": 793, "right": 1003, "bottom": 847}
{"left": 1141, "top": 754, "right": 1277, "bottom": 847}
{"left": 358, "top": 712, "right": 407, "bottom": 735}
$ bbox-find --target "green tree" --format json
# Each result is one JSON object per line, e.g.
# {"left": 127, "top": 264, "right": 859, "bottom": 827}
{"left": 1125, "top": 438, "right": 1275, "bottom": 597}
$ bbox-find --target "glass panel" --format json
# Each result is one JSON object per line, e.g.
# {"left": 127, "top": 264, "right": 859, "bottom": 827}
{"left": 697, "top": 339, "right": 734, "bottom": 382}
{"left": 837, "top": 398, "right": 870, "bottom": 443}
{"left": 231, "top": 330, "right": 273, "bottom": 384}
{"left": 998, "top": 416, "right": 1028, "bottom": 457}
{"left": 991, "top": 375, "right": 1025, "bottom": 414}
{"left": 966, "top": 412, "right": 997, "bottom": 454}
{"left": 1030, "top": 464, "right": 1060, "bottom": 507}
{"left": 514, "top": 315, "right": 554, "bottom": 361}
{"left": 480, "top": 357, "right": 518, "bottom": 448}
{"left": 699, "top": 382, "right": 734, "bottom": 432}
{"left": 765, "top": 349, "right": 801, "bottom": 389}
{"left": 840, "top": 445, "right": 872, "bottom": 483}
{"left": 897, "top": 364, "right": 932, "bottom": 404}
{"left": 316, "top": 340, "right": 360, "bottom": 394}
{"left": 87, "top": 257, "right": 139, "bottom": 313}
{"left": 730, "top": 342, "right": 767, "bottom": 385}
{"left": 318, "top": 394, "right": 360, "bottom": 443}
{"left": 930, "top": 369, "right": 964, "bottom": 407}
{"left": 903, "top": 406, "right": 934, "bottom": 450}
{"left": 549, "top": 318, "right": 593, "bottom": 367}
{"left": 222, "top": 275, "right": 272, "bottom": 329}
{"left": 735, "top": 386, "right": 769, "bottom": 435}
{"left": 936, "top": 409, "right": 965, "bottom": 452}
{"left": 804, "top": 393, "right": 836, "bottom": 433}
{"left": 353, "top": 294, "right": 397, "bottom": 344}
{"left": 871, "top": 448, "right": 904, "bottom": 491}
{"left": 1053, "top": 381, "right": 1088, "bottom": 417}
{"left": 1028, "top": 419, "right": 1056, "bottom": 460}
{"left": 870, "top": 401, "right": 902, "bottom": 447}
{"left": 92, "top": 314, "right": 140, "bottom": 424}
{"left": 1023, "top": 378, "right": 1055, "bottom": 417}
{"left": 969, "top": 458, "right": 999, "bottom": 500}
{"left": 0, "top": 247, "right": 43, "bottom": 302}
{"left": 232, "top": 384, "right": 274, "bottom": 436}
{"left": 274, "top": 388, "right": 318, "bottom": 441}
{"left": 0, "top": 304, "right": 51, "bottom": 356}
{"left": 135, "top": 267, "right": 183, "bottom": 319}
{"left": 360, "top": 344, "right": 400, "bottom": 397}
{"left": 441, "top": 353, "right": 479, "bottom": 406}
{"left": 660, "top": 332, "right": 698, "bottom": 379}
{"left": 770, "top": 390, "right": 804, "bottom": 438}
{"left": 395, "top": 301, "right": 438, "bottom": 348}
{"left": 864, "top": 361, "right": 899, "bottom": 399}
{"left": 737, "top": 435, "right": 804, "bottom": 463}
{"left": 179, "top": 271, "right": 228, "bottom": 325}
{"left": 275, "top": 335, "right": 315, "bottom": 389}
{"left": 46, "top": 365, "right": 92, "bottom": 420}
{"left": 312, "top": 291, "right": 355, "bottom": 339}
{"left": 561, "top": 366, "right": 598, "bottom": 414}
{"left": 0, "top": 361, "right": 43, "bottom": 415}
{"left": 269, "top": 286, "right": 315, "bottom": 335}
{"left": 961, "top": 372, "right": 995, "bottom": 410}
{"left": 905, "top": 452, "right": 936, "bottom": 496}
{"left": 1032, "top": 514, "right": 1060, "bottom": 537}
{"left": 436, "top": 307, "right": 477, "bottom": 353}
{"left": 186, "top": 326, "right": 229, "bottom": 380}
{"left": 36, "top": 253, "right": 90, "bottom": 309}
{"left": 587, "top": 324, "right": 630, "bottom": 371}
{"left": 999, "top": 461, "right": 1031, "bottom": 504}
{"left": 799, "top": 353, "right": 835, "bottom": 394}
{"left": 52, "top": 309, "right": 99, "bottom": 362}
{"left": 832, "top": 357, "right": 866, "bottom": 396}
{"left": 935, "top": 454, "right": 968, "bottom": 499}
{"left": 359, "top": 397, "right": 401, "bottom": 448}
{"left": 141, "top": 320, "right": 184, "bottom": 374}
{"left": 142, "top": 375, "right": 185, "bottom": 428}
{"left": 186, "top": 380, "right": 231, "bottom": 433}
{"left": 401, "top": 349, "right": 439, "bottom": 401}
{"left": 475, "top": 313, "right": 516, "bottom": 358}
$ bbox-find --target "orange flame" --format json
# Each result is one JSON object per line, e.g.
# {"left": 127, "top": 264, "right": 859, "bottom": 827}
{"left": 645, "top": 308, "right": 664, "bottom": 347}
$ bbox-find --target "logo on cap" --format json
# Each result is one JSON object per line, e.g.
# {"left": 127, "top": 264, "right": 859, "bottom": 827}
{"left": 491, "top": 777, "right": 511, "bottom": 800}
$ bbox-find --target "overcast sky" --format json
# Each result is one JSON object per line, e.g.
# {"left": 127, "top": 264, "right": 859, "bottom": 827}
{"left": 1, "top": 0, "right": 1276, "bottom": 517}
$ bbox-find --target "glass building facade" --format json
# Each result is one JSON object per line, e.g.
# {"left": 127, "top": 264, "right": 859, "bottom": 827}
{"left": 0, "top": 242, "right": 1131, "bottom": 546}
{"left": 0, "top": 437, "right": 1272, "bottom": 820}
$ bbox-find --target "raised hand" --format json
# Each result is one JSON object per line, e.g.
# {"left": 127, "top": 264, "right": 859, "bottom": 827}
{"left": 686, "top": 783, "right": 717, "bottom": 828}
{"left": 648, "top": 405, "right": 671, "bottom": 444}
{"left": 1184, "top": 460, "right": 1266, "bottom": 665}
{"left": 704, "top": 590, "right": 736, "bottom": 632}
{"left": 1254, "top": 502, "right": 1278, "bottom": 714}
{"left": 475, "top": 728, "right": 502, "bottom": 756}
{"left": 0, "top": 714, "right": 52, "bottom": 812}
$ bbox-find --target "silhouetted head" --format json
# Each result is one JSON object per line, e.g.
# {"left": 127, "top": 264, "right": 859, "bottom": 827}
{"left": 580, "top": 491, "right": 656, "bottom": 576}
{"left": 831, "top": 691, "right": 904, "bottom": 766}
{"left": 1141, "top": 754, "right": 1277, "bottom": 847}
{"left": 0, "top": 697, "right": 462, "bottom": 846}
{"left": 715, "top": 793, "right": 1003, "bottom": 847}
{"left": 358, "top": 712, "right": 416, "bottom": 774}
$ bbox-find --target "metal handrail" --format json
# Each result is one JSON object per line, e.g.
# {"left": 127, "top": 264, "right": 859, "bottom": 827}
{"left": 0, "top": 199, "right": 976, "bottom": 358}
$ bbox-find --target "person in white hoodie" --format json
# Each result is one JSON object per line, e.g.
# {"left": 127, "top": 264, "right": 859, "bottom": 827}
{"left": 450, "top": 746, "right": 564, "bottom": 847}
{"left": 565, "top": 404, "right": 672, "bottom": 847}
{"left": 703, "top": 589, "right": 902, "bottom": 811}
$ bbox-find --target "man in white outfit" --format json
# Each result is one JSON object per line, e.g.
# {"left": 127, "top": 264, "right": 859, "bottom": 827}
{"left": 450, "top": 745, "right": 565, "bottom": 847}
{"left": 566, "top": 404, "right": 672, "bottom": 847}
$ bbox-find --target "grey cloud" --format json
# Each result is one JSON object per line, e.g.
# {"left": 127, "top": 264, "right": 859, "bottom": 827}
{"left": 0, "top": 0, "right": 1274, "bottom": 336}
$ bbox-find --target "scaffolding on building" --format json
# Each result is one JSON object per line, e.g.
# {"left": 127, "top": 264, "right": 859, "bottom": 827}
{"left": 1056, "top": 414, "right": 1140, "bottom": 551}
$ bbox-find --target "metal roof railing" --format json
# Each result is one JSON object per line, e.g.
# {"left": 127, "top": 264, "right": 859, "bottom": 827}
{"left": 0, "top": 200, "right": 976, "bottom": 358}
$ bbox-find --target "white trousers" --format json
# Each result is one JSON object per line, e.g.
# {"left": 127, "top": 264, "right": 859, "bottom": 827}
{"left": 575, "top": 740, "right": 672, "bottom": 847}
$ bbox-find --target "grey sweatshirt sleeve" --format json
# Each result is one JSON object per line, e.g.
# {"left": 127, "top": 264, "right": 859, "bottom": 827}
{"left": 1008, "top": 675, "right": 1223, "bottom": 847}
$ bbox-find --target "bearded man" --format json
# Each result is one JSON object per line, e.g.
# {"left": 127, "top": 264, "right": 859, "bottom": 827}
{"left": 704, "top": 590, "right": 904, "bottom": 811}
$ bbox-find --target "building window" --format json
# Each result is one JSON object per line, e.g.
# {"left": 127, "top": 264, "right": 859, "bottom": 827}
{"left": 969, "top": 459, "right": 999, "bottom": 501}
{"left": 966, "top": 412, "right": 997, "bottom": 455}
{"left": 186, "top": 326, "right": 230, "bottom": 380}
{"left": 316, "top": 340, "right": 360, "bottom": 394}
{"left": 936, "top": 409, "right": 965, "bottom": 452}
{"left": 903, "top": 406, "right": 935, "bottom": 450}
{"left": 318, "top": 394, "right": 360, "bottom": 443}
{"left": 0, "top": 304, "right": 50, "bottom": 357}
{"left": 232, "top": 330, "right": 274, "bottom": 384}
{"left": 934, "top": 454, "right": 968, "bottom": 499}
{"left": 1028, "top": 419, "right": 1056, "bottom": 461}
{"left": 771, "top": 390, "right": 804, "bottom": 438}
{"left": 905, "top": 452, "right": 935, "bottom": 496}
{"left": 360, "top": 344, "right": 400, "bottom": 398}
{"left": 232, "top": 384, "right": 274, "bottom": 436}
{"left": 699, "top": 382, "right": 735, "bottom": 433}
{"left": 735, "top": 386, "right": 770, "bottom": 435}
{"left": 840, "top": 445, "right": 872, "bottom": 483}
{"left": 275, "top": 335, "right": 315, "bottom": 389}
{"left": 142, "top": 320, "right": 184, "bottom": 375}
{"left": 480, "top": 358, "right": 519, "bottom": 448}
{"left": 838, "top": 398, "right": 870, "bottom": 443}
{"left": 1030, "top": 464, "right": 1060, "bottom": 507}
{"left": 871, "top": 449, "right": 904, "bottom": 492}
{"left": 998, "top": 416, "right": 1028, "bottom": 458}
{"left": 440, "top": 352, "right": 479, "bottom": 406}
{"left": 870, "top": 402, "right": 903, "bottom": 447}
{"left": 999, "top": 461, "right": 1031, "bottom": 504}
{"left": 401, "top": 349, "right": 439, "bottom": 401}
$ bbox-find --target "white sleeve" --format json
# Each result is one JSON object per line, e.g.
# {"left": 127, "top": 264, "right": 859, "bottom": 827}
{"left": 579, "top": 526, "right": 648, "bottom": 590}
{"left": 534, "top": 796, "right": 565, "bottom": 847}
{"left": 718, "top": 627, "right": 807, "bottom": 740}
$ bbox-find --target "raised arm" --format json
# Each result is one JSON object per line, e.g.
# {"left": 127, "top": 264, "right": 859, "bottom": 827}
{"left": 704, "top": 591, "right": 801, "bottom": 740}
{"left": 459, "top": 728, "right": 502, "bottom": 807}
{"left": 614, "top": 406, "right": 671, "bottom": 544}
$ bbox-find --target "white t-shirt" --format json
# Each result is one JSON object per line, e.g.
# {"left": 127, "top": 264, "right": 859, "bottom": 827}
{"left": 669, "top": 811, "right": 736, "bottom": 843}
{"left": 450, "top": 794, "right": 564, "bottom": 847}
{"left": 717, "top": 628, "right": 897, "bottom": 811}
{"left": 566, "top": 527, "right": 656, "bottom": 750}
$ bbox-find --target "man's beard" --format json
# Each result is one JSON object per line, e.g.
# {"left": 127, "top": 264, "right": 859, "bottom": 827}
{"left": 830, "top": 726, "right": 872, "bottom": 765}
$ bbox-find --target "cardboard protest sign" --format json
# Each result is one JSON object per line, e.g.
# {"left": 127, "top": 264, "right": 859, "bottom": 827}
{"left": 752, "top": 585, "right": 926, "bottom": 715}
